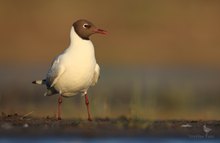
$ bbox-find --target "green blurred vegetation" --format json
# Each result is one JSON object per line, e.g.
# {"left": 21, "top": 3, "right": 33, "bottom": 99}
{"left": 0, "top": 67, "right": 220, "bottom": 120}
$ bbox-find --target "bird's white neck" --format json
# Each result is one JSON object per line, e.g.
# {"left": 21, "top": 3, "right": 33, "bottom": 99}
{"left": 64, "top": 27, "right": 95, "bottom": 61}
{"left": 69, "top": 27, "right": 93, "bottom": 49}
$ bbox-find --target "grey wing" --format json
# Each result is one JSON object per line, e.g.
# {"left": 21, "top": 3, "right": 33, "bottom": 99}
{"left": 46, "top": 56, "right": 65, "bottom": 88}
{"left": 91, "top": 64, "right": 100, "bottom": 86}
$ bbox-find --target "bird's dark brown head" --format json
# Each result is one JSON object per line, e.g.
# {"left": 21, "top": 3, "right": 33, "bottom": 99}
{"left": 73, "top": 19, "right": 107, "bottom": 40}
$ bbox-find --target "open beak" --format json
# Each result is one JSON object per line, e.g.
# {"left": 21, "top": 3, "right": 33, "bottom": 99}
{"left": 94, "top": 28, "right": 108, "bottom": 35}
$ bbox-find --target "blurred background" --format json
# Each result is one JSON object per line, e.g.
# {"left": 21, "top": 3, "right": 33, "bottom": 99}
{"left": 0, "top": 0, "right": 220, "bottom": 120}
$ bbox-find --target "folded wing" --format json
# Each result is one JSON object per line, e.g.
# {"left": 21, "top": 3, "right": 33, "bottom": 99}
{"left": 91, "top": 64, "right": 100, "bottom": 86}
{"left": 45, "top": 56, "right": 65, "bottom": 96}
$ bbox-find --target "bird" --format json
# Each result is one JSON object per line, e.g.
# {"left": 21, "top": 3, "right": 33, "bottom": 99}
{"left": 180, "top": 123, "right": 192, "bottom": 128}
{"left": 32, "top": 19, "right": 107, "bottom": 121}
{"left": 203, "top": 124, "right": 212, "bottom": 137}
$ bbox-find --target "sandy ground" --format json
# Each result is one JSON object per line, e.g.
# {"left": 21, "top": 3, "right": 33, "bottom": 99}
{"left": 0, "top": 113, "right": 220, "bottom": 139}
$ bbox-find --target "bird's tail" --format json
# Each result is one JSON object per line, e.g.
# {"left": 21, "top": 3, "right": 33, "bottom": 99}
{"left": 32, "top": 79, "right": 46, "bottom": 85}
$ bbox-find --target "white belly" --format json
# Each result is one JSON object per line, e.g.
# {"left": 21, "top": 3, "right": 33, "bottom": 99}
{"left": 53, "top": 39, "right": 96, "bottom": 97}
{"left": 54, "top": 59, "right": 96, "bottom": 97}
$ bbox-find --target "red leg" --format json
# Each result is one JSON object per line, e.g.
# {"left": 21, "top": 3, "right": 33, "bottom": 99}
{"left": 57, "top": 95, "right": 62, "bottom": 120}
{"left": 85, "top": 94, "right": 92, "bottom": 121}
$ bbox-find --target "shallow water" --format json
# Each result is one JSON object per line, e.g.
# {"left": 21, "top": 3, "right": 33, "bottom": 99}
{"left": 0, "top": 137, "right": 220, "bottom": 143}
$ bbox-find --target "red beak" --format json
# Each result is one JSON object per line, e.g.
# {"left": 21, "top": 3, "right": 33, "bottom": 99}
{"left": 94, "top": 28, "right": 108, "bottom": 35}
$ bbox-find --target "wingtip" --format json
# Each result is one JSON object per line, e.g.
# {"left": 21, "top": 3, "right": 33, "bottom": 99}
{"left": 32, "top": 80, "right": 46, "bottom": 85}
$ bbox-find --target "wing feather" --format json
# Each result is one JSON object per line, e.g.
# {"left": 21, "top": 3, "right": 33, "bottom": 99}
{"left": 91, "top": 64, "right": 100, "bottom": 86}
{"left": 46, "top": 56, "right": 65, "bottom": 88}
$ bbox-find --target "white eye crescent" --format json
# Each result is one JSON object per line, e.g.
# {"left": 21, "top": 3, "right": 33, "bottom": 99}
{"left": 83, "top": 23, "right": 90, "bottom": 29}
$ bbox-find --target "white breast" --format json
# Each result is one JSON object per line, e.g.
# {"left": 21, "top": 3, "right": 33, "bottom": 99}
{"left": 54, "top": 27, "right": 97, "bottom": 96}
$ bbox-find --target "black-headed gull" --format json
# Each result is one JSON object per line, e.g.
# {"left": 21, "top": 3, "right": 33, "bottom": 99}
{"left": 203, "top": 124, "right": 212, "bottom": 137}
{"left": 32, "top": 19, "right": 107, "bottom": 121}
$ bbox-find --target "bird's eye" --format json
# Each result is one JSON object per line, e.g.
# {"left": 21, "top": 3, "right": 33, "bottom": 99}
{"left": 83, "top": 23, "right": 91, "bottom": 29}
